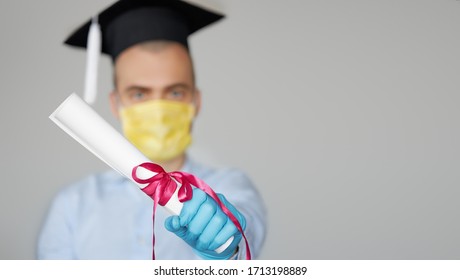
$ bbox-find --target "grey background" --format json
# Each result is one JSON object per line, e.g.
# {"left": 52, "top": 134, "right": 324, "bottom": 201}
{"left": 1, "top": 0, "right": 459, "bottom": 259}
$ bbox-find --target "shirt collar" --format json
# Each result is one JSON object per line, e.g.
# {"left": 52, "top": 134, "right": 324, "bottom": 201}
{"left": 180, "top": 155, "right": 195, "bottom": 174}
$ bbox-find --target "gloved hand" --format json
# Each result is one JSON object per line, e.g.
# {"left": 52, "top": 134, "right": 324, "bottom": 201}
{"left": 164, "top": 188, "right": 246, "bottom": 260}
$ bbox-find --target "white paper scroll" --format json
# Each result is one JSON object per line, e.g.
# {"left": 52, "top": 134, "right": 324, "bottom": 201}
{"left": 49, "top": 93, "right": 232, "bottom": 253}
{"left": 50, "top": 93, "right": 182, "bottom": 213}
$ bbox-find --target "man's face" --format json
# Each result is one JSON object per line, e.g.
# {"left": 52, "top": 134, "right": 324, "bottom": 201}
{"left": 112, "top": 42, "right": 198, "bottom": 108}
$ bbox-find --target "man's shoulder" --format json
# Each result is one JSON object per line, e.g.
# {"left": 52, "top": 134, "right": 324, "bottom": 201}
{"left": 187, "top": 158, "right": 254, "bottom": 191}
{"left": 187, "top": 158, "right": 250, "bottom": 180}
{"left": 56, "top": 170, "right": 127, "bottom": 198}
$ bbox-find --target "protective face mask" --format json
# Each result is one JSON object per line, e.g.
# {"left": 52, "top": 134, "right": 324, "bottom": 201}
{"left": 120, "top": 99, "right": 195, "bottom": 163}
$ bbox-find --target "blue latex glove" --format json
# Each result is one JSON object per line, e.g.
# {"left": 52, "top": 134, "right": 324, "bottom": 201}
{"left": 164, "top": 188, "right": 246, "bottom": 260}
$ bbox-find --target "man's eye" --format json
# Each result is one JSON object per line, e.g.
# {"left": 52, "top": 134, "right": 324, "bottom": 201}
{"left": 169, "top": 90, "right": 184, "bottom": 99}
{"left": 132, "top": 92, "right": 145, "bottom": 100}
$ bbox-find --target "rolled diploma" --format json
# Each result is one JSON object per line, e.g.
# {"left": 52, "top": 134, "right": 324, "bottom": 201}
{"left": 49, "top": 93, "right": 232, "bottom": 253}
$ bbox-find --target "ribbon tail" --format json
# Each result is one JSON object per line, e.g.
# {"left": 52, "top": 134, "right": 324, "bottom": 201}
{"left": 151, "top": 201, "right": 156, "bottom": 260}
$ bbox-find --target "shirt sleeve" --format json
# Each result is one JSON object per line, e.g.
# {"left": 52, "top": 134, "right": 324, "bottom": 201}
{"left": 37, "top": 187, "right": 78, "bottom": 259}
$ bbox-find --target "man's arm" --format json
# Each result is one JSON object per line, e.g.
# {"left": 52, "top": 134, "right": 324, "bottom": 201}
{"left": 37, "top": 190, "right": 76, "bottom": 259}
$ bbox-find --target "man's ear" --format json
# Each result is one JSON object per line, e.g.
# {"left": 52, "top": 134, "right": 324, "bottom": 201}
{"left": 193, "top": 88, "right": 202, "bottom": 117}
{"left": 109, "top": 91, "right": 120, "bottom": 119}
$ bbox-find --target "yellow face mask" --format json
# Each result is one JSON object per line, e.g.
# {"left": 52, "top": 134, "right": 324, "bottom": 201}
{"left": 120, "top": 99, "right": 195, "bottom": 163}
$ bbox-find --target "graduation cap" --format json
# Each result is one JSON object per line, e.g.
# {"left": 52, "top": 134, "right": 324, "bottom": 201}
{"left": 64, "top": 0, "right": 224, "bottom": 104}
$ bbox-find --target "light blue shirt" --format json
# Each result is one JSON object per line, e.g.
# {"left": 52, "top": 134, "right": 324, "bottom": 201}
{"left": 38, "top": 158, "right": 266, "bottom": 259}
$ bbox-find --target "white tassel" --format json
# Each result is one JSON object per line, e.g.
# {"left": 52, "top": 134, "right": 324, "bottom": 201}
{"left": 83, "top": 17, "right": 101, "bottom": 105}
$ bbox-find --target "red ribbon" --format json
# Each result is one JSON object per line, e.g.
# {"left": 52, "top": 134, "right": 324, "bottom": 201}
{"left": 132, "top": 162, "right": 251, "bottom": 260}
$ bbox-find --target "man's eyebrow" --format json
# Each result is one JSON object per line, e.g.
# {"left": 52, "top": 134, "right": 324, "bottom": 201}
{"left": 165, "top": 83, "right": 193, "bottom": 90}
{"left": 121, "top": 83, "right": 193, "bottom": 93}
{"left": 124, "top": 85, "right": 150, "bottom": 92}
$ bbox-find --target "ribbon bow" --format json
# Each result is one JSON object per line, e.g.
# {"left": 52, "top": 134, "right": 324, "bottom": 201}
{"left": 132, "top": 162, "right": 251, "bottom": 260}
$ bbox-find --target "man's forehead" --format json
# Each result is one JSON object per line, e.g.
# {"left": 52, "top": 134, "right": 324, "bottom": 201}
{"left": 114, "top": 41, "right": 195, "bottom": 89}
{"left": 115, "top": 41, "right": 191, "bottom": 67}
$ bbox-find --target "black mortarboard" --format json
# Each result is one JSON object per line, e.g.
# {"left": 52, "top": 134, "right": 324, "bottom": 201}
{"left": 65, "top": 0, "right": 224, "bottom": 60}
{"left": 64, "top": 0, "right": 224, "bottom": 104}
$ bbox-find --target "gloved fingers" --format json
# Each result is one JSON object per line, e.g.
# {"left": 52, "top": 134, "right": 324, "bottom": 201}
{"left": 167, "top": 191, "right": 246, "bottom": 256}
{"left": 208, "top": 218, "right": 240, "bottom": 251}
{"left": 195, "top": 208, "right": 228, "bottom": 251}
{"left": 165, "top": 215, "right": 189, "bottom": 240}
{"left": 187, "top": 196, "right": 218, "bottom": 238}
{"left": 179, "top": 188, "right": 207, "bottom": 227}
{"left": 164, "top": 215, "right": 181, "bottom": 231}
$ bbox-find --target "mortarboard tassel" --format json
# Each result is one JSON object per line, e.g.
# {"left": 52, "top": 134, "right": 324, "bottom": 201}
{"left": 83, "top": 17, "right": 101, "bottom": 104}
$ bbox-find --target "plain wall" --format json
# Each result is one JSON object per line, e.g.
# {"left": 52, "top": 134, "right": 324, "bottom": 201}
{"left": 1, "top": 0, "right": 459, "bottom": 259}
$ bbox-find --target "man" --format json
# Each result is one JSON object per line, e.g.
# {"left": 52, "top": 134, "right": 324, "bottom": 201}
{"left": 38, "top": 0, "right": 266, "bottom": 260}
